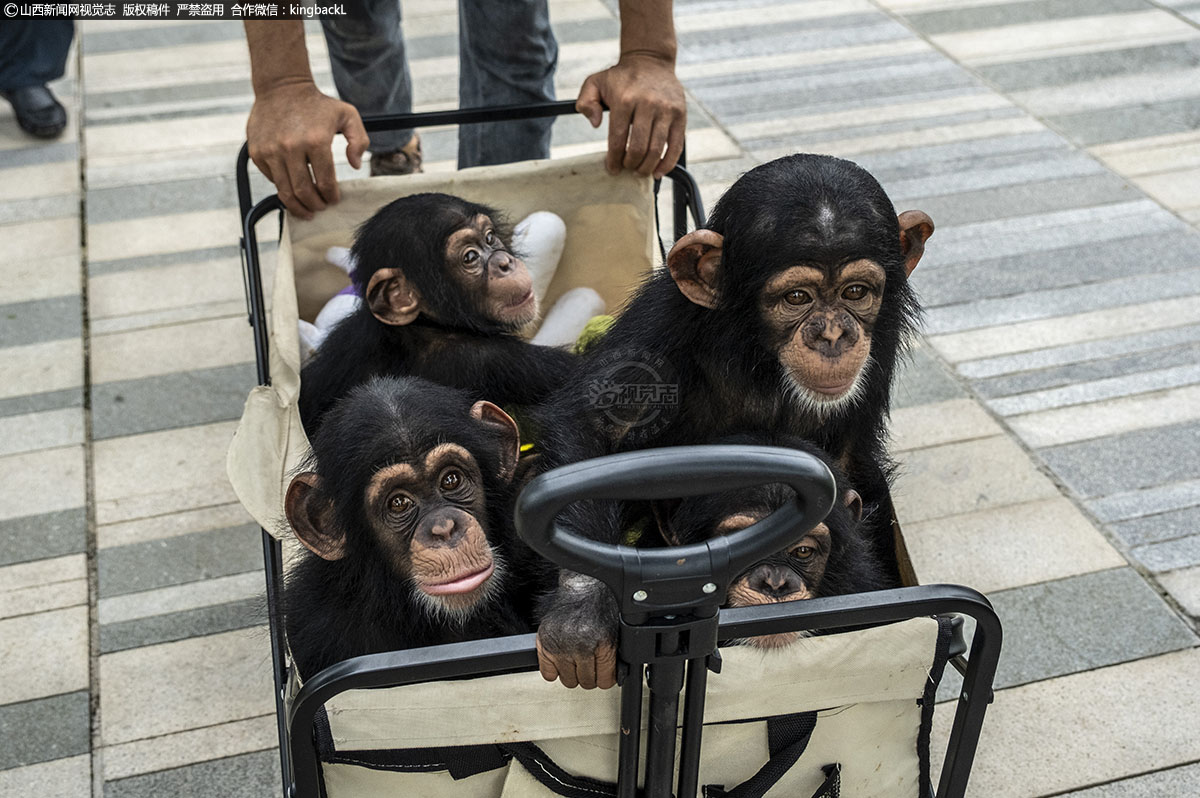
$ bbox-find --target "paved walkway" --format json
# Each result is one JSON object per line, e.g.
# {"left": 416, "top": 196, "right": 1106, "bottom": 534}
{"left": 2, "top": 2, "right": 1199, "bottom": 796}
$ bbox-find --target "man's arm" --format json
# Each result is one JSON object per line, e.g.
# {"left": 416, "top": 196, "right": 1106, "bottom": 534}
{"left": 576, "top": 0, "right": 686, "bottom": 179}
{"left": 244, "top": 21, "right": 369, "bottom": 219}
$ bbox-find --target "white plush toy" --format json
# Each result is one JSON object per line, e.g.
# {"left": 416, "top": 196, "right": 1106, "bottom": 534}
{"left": 298, "top": 210, "right": 602, "bottom": 361}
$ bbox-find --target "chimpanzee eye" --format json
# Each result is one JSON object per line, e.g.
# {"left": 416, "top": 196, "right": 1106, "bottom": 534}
{"left": 440, "top": 469, "right": 464, "bottom": 492}
{"left": 842, "top": 284, "right": 869, "bottom": 301}
{"left": 388, "top": 494, "right": 415, "bottom": 514}
{"left": 484, "top": 229, "right": 496, "bottom": 246}
{"left": 463, "top": 249, "right": 480, "bottom": 266}
{"left": 784, "top": 289, "right": 812, "bottom": 306}
{"left": 793, "top": 545, "right": 815, "bottom": 560}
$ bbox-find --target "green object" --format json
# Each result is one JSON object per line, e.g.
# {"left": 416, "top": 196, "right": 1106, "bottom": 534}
{"left": 575, "top": 315, "right": 615, "bottom": 354}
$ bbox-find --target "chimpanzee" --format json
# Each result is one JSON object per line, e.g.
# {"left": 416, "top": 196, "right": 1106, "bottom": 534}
{"left": 658, "top": 438, "right": 889, "bottom": 650}
{"left": 533, "top": 154, "right": 932, "bottom": 687}
{"left": 298, "top": 193, "right": 577, "bottom": 434}
{"left": 282, "top": 375, "right": 548, "bottom": 677}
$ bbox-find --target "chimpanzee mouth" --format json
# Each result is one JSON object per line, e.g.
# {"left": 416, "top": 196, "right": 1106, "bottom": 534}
{"left": 422, "top": 562, "right": 495, "bottom": 596}
{"left": 509, "top": 289, "right": 535, "bottom": 309}
{"left": 808, "top": 378, "right": 856, "bottom": 397}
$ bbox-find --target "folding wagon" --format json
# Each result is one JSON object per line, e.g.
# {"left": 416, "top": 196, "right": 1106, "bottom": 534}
{"left": 228, "top": 102, "right": 1002, "bottom": 798}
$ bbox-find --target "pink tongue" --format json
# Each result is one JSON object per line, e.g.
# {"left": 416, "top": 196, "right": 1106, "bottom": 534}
{"left": 423, "top": 563, "right": 495, "bottom": 595}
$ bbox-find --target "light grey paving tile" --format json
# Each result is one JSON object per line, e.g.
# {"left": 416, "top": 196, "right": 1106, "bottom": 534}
{"left": 0, "top": 387, "right": 83, "bottom": 419}
{"left": 87, "top": 245, "right": 242, "bottom": 277}
{"left": 0, "top": 754, "right": 91, "bottom": 798}
{"left": 851, "top": 130, "right": 1068, "bottom": 181}
{"left": 81, "top": 20, "right": 244, "bottom": 54}
{"left": 103, "top": 751, "right": 278, "bottom": 798}
{"left": 0, "top": 691, "right": 90, "bottom": 770}
{"left": 1112, "top": 506, "right": 1200, "bottom": 549}
{"left": 1159, "top": 566, "right": 1200, "bottom": 618}
{"left": 100, "top": 597, "right": 259, "bottom": 654}
{"left": 926, "top": 265, "right": 1200, "bottom": 335}
{"left": 883, "top": 152, "right": 1107, "bottom": 202}
{"left": 974, "top": 342, "right": 1200, "bottom": 400}
{"left": 1086, "top": 478, "right": 1200, "bottom": 523}
{"left": 890, "top": 398, "right": 1004, "bottom": 453}
{"left": 976, "top": 39, "right": 1200, "bottom": 93}
{"left": 937, "top": 567, "right": 1197, "bottom": 701}
{"left": 91, "top": 363, "right": 255, "bottom": 440}
{"left": 1040, "top": 420, "right": 1200, "bottom": 498}
{"left": 1059, "top": 762, "right": 1200, "bottom": 797}
{"left": 0, "top": 508, "right": 86, "bottom": 568}
{"left": 891, "top": 343, "right": 967, "bottom": 410}
{"left": 902, "top": 0, "right": 1145, "bottom": 36}
{"left": 100, "top": 715, "right": 276, "bottom": 782}
{"left": 1131, "top": 533, "right": 1200, "bottom": 573}
{"left": 989, "top": 362, "right": 1200, "bottom": 416}
{"left": 86, "top": 175, "right": 237, "bottom": 224}
{"left": 99, "top": 570, "right": 262, "bottom": 624}
{"left": 0, "top": 406, "right": 83, "bottom": 457}
{"left": 0, "top": 295, "right": 82, "bottom": 348}
{"left": 98, "top": 523, "right": 261, "bottom": 599}
{"left": 0, "top": 606, "right": 89, "bottom": 704}
{"left": 85, "top": 76, "right": 252, "bottom": 114}
{"left": 679, "top": 15, "right": 910, "bottom": 67}
{"left": 1049, "top": 96, "right": 1200, "bottom": 147}
{"left": 0, "top": 446, "right": 86, "bottom": 523}
{"left": 958, "top": 321, "right": 1200, "bottom": 380}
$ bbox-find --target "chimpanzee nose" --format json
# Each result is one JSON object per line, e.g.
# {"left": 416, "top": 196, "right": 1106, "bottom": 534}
{"left": 429, "top": 517, "right": 456, "bottom": 541}
{"left": 747, "top": 564, "right": 802, "bottom": 597}
{"left": 490, "top": 252, "right": 514, "bottom": 275}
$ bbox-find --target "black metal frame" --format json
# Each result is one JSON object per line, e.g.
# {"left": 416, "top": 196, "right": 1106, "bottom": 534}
{"left": 235, "top": 101, "right": 1000, "bottom": 798}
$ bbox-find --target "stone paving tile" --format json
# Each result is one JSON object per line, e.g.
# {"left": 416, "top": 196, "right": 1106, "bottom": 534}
{"left": 889, "top": 398, "right": 1004, "bottom": 453}
{"left": 902, "top": 0, "right": 1146, "bottom": 36}
{"left": 0, "top": 407, "right": 85, "bottom": 458}
{"left": 91, "top": 364, "right": 256, "bottom": 440}
{"left": 0, "top": 446, "right": 86, "bottom": 523}
{"left": 0, "top": 606, "right": 89, "bottom": 705}
{"left": 99, "top": 628, "right": 274, "bottom": 745}
{"left": 992, "top": 363, "right": 1200, "bottom": 416}
{"left": 1131, "top": 534, "right": 1200, "bottom": 574}
{"left": 86, "top": 175, "right": 238, "bottom": 224}
{"left": 1039, "top": 420, "right": 1200, "bottom": 498}
{"left": 0, "top": 508, "right": 87, "bottom": 568}
{"left": 976, "top": 39, "right": 1200, "bottom": 92}
{"left": 850, "top": 128, "right": 1066, "bottom": 179}
{"left": 0, "top": 141, "right": 78, "bottom": 169}
{"left": 0, "top": 339, "right": 85, "bottom": 401}
{"left": 931, "top": 648, "right": 1200, "bottom": 798}
{"left": 1089, "top": 477, "right": 1200, "bottom": 523}
{"left": 99, "top": 570, "right": 262, "bottom": 625}
{"left": 103, "top": 750, "right": 278, "bottom": 798}
{"left": 88, "top": 208, "right": 241, "bottom": 263}
{"left": 1158, "top": 566, "right": 1200, "bottom": 618}
{"left": 0, "top": 691, "right": 91, "bottom": 771}
{"left": 0, "top": 194, "right": 80, "bottom": 226}
{"left": 1060, "top": 762, "right": 1200, "bottom": 798}
{"left": 1, "top": 217, "right": 80, "bottom": 265}
{"left": 0, "top": 754, "right": 91, "bottom": 798}
{"left": 0, "top": 252, "right": 80, "bottom": 306}
{"left": 0, "top": 160, "right": 78, "bottom": 202}
{"left": 903, "top": 497, "right": 1124, "bottom": 593}
{"left": 1048, "top": 96, "right": 1200, "bottom": 147}
{"left": 98, "top": 523, "right": 262, "bottom": 598}
{"left": 1005, "top": 382, "right": 1200, "bottom": 449}
{"left": 891, "top": 341, "right": 968, "bottom": 410}
{"left": 1111, "top": 506, "right": 1200, "bottom": 549}
{"left": 100, "top": 714, "right": 276, "bottom": 782}
{"left": 88, "top": 245, "right": 243, "bottom": 277}
{"left": 90, "top": 316, "right": 254, "bottom": 385}
{"left": 97, "top": 501, "right": 253, "bottom": 550}
{"left": 1012, "top": 67, "right": 1200, "bottom": 119}
{"left": 0, "top": 387, "right": 83, "bottom": 420}
{"left": 891, "top": 435, "right": 1062, "bottom": 525}
{"left": 1093, "top": 129, "right": 1200, "bottom": 175}
{"left": 100, "top": 597, "right": 259, "bottom": 654}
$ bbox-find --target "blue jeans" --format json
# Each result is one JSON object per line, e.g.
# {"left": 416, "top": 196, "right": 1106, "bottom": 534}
{"left": 321, "top": 0, "right": 558, "bottom": 168}
{"left": 0, "top": 21, "right": 74, "bottom": 91}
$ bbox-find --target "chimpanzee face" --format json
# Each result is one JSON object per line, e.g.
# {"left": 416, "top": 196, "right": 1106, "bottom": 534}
{"left": 446, "top": 213, "right": 539, "bottom": 329}
{"left": 364, "top": 442, "right": 501, "bottom": 614}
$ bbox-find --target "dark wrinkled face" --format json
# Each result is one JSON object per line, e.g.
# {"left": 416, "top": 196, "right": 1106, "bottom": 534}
{"left": 448, "top": 214, "right": 538, "bottom": 329}
{"left": 365, "top": 443, "right": 501, "bottom": 614}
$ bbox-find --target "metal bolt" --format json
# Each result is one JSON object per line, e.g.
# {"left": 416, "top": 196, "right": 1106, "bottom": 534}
{"left": 633, "top": 590, "right": 648, "bottom": 602}
{"left": 702, "top": 582, "right": 717, "bottom": 594}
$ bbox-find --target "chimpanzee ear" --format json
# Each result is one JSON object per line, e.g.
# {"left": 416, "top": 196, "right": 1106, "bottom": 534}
{"left": 897, "top": 211, "right": 934, "bottom": 278}
{"left": 650, "top": 499, "right": 683, "bottom": 546}
{"left": 285, "top": 473, "right": 346, "bottom": 561}
{"left": 667, "top": 230, "right": 724, "bottom": 309}
{"left": 470, "top": 401, "right": 521, "bottom": 482}
{"left": 843, "top": 488, "right": 863, "bottom": 523}
{"left": 365, "top": 267, "right": 421, "bottom": 325}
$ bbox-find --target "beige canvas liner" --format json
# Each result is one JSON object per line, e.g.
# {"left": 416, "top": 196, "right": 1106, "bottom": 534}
{"left": 226, "top": 154, "right": 656, "bottom": 534}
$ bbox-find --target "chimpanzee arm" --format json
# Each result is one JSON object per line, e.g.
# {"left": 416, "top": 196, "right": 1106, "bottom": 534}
{"left": 416, "top": 337, "right": 577, "bottom": 406}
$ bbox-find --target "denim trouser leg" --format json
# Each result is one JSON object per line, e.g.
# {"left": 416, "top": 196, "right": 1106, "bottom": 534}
{"left": 457, "top": 0, "right": 558, "bottom": 168}
{"left": 0, "top": 21, "right": 75, "bottom": 91}
{"left": 320, "top": 0, "right": 414, "bottom": 154}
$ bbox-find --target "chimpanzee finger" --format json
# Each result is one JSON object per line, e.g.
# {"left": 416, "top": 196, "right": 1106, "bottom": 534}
{"left": 595, "top": 644, "right": 618, "bottom": 690}
{"left": 623, "top": 109, "right": 655, "bottom": 173}
{"left": 308, "top": 146, "right": 340, "bottom": 206}
{"left": 536, "top": 637, "right": 560, "bottom": 683}
{"left": 606, "top": 105, "right": 633, "bottom": 176}
{"left": 576, "top": 651, "right": 599, "bottom": 690}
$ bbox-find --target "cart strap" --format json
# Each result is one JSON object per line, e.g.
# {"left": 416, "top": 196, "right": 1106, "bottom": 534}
{"left": 701, "top": 711, "right": 838, "bottom": 798}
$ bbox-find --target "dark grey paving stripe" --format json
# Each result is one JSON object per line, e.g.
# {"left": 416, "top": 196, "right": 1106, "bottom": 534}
{"left": 1062, "top": 762, "right": 1200, "bottom": 797}
{"left": 884, "top": 150, "right": 1110, "bottom": 203}
{"left": 976, "top": 40, "right": 1200, "bottom": 93}
{"left": 87, "top": 176, "right": 238, "bottom": 225}
{"left": 0, "top": 141, "right": 78, "bottom": 169}
{"left": 1040, "top": 420, "right": 1200, "bottom": 498}
{"left": 85, "top": 77, "right": 253, "bottom": 113}
{"left": 902, "top": 0, "right": 1144, "bottom": 36}
{"left": 679, "top": 14, "right": 908, "bottom": 64}
{"left": 1112, "top": 506, "right": 1200, "bottom": 549}
{"left": 98, "top": 523, "right": 262, "bottom": 599}
{"left": 900, "top": 171, "right": 1136, "bottom": 230}
{"left": 0, "top": 691, "right": 90, "bottom": 770}
{"left": 684, "top": 50, "right": 947, "bottom": 93}
{"left": 1049, "top": 96, "right": 1200, "bottom": 147}
{"left": 0, "top": 295, "right": 82, "bottom": 348}
{"left": 92, "top": 363, "right": 257, "bottom": 441}
{"left": 87, "top": 245, "right": 243, "bottom": 277}
{"left": 937, "top": 567, "right": 1198, "bottom": 701}
{"left": 103, "top": 750, "right": 279, "bottom": 798}
{"left": 100, "top": 597, "right": 260, "bottom": 654}
{"left": 0, "top": 195, "right": 78, "bottom": 225}
{"left": 973, "top": 342, "right": 1200, "bottom": 400}
{"left": 853, "top": 130, "right": 1070, "bottom": 181}
{"left": 0, "top": 508, "right": 87, "bottom": 568}
{"left": 1131, "top": 533, "right": 1200, "bottom": 573}
{"left": 80, "top": 20, "right": 244, "bottom": 54}
{"left": 83, "top": 101, "right": 258, "bottom": 128}
{"left": 892, "top": 344, "right": 967, "bottom": 410}
{"left": 914, "top": 230, "right": 1200, "bottom": 308}
{"left": 0, "top": 387, "right": 82, "bottom": 419}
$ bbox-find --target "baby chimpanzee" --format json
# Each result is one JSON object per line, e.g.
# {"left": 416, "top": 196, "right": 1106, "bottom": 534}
{"left": 659, "top": 438, "right": 889, "bottom": 650}
{"left": 282, "top": 376, "right": 548, "bottom": 677}
{"left": 298, "top": 193, "right": 576, "bottom": 434}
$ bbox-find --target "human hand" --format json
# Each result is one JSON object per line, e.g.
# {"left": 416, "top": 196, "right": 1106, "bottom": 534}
{"left": 576, "top": 52, "right": 686, "bottom": 179}
{"left": 246, "top": 81, "right": 369, "bottom": 220}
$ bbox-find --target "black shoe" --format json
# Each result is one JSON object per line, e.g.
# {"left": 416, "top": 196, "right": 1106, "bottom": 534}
{"left": 2, "top": 85, "right": 68, "bottom": 139}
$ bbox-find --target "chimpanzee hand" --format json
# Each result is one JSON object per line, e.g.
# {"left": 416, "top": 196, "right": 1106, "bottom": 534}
{"left": 536, "top": 572, "right": 620, "bottom": 689}
{"left": 246, "top": 81, "right": 369, "bottom": 220}
{"left": 576, "top": 52, "right": 686, "bottom": 180}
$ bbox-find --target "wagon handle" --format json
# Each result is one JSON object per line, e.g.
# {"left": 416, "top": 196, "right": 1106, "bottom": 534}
{"left": 514, "top": 445, "right": 836, "bottom": 615}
